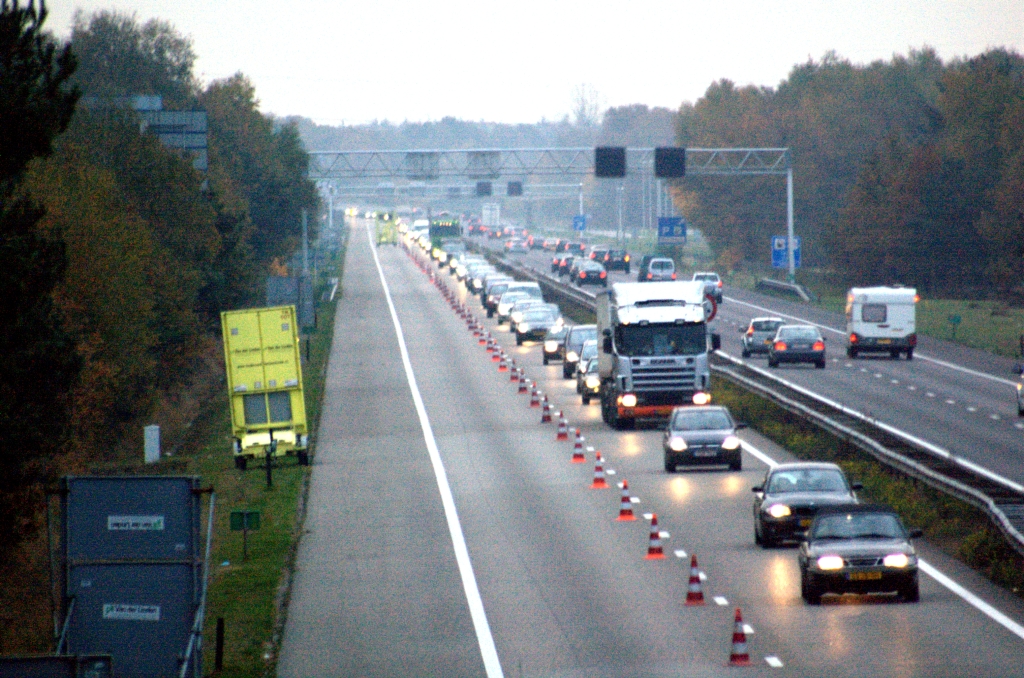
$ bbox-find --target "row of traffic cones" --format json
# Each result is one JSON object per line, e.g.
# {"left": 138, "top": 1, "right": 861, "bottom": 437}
{"left": 418, "top": 251, "right": 756, "bottom": 669}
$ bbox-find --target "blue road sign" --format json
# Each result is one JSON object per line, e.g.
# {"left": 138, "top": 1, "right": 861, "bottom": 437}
{"left": 771, "top": 235, "right": 801, "bottom": 268}
{"left": 572, "top": 215, "right": 587, "bottom": 232}
{"left": 657, "top": 217, "right": 686, "bottom": 245}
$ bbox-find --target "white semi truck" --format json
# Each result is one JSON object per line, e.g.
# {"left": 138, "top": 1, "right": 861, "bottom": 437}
{"left": 596, "top": 281, "right": 721, "bottom": 429}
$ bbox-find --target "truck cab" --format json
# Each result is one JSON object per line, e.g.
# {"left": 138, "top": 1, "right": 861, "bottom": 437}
{"left": 596, "top": 282, "right": 720, "bottom": 429}
{"left": 845, "top": 286, "right": 918, "bottom": 359}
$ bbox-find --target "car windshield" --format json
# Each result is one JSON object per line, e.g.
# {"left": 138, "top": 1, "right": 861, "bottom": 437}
{"left": 651, "top": 260, "right": 673, "bottom": 271}
{"left": 811, "top": 513, "right": 905, "bottom": 540}
{"left": 567, "top": 326, "right": 598, "bottom": 350}
{"left": 616, "top": 323, "right": 705, "bottom": 356}
{"left": 752, "top": 320, "right": 784, "bottom": 332}
{"left": 500, "top": 292, "right": 529, "bottom": 305}
{"left": 670, "top": 409, "right": 733, "bottom": 431}
{"left": 778, "top": 327, "right": 820, "bottom": 341}
{"left": 523, "top": 309, "right": 554, "bottom": 323}
{"left": 767, "top": 468, "right": 848, "bottom": 494}
{"left": 693, "top": 274, "right": 715, "bottom": 281}
{"left": 546, "top": 326, "right": 568, "bottom": 340}
{"left": 584, "top": 358, "right": 599, "bottom": 374}
{"left": 580, "top": 341, "right": 598, "bottom": 360}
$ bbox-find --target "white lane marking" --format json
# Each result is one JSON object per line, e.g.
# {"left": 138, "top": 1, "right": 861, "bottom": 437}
{"left": 908, "top": 386, "right": 917, "bottom": 391}
{"left": 698, "top": 572, "right": 708, "bottom": 582}
{"left": 968, "top": 406, "right": 978, "bottom": 412}
{"left": 741, "top": 441, "right": 779, "bottom": 469}
{"left": 743, "top": 624, "right": 755, "bottom": 635}
{"left": 765, "top": 656, "right": 784, "bottom": 668}
{"left": 891, "top": 379, "right": 899, "bottom": 384}
{"left": 713, "top": 596, "right": 729, "bottom": 606}
{"left": 630, "top": 497, "right": 641, "bottom": 504}
{"left": 643, "top": 512, "right": 654, "bottom": 520}
{"left": 742, "top": 425, "right": 1024, "bottom": 646}
{"left": 991, "top": 414, "right": 1001, "bottom": 420}
{"left": 369, "top": 229, "right": 504, "bottom": 677}
{"left": 946, "top": 399, "right": 956, "bottom": 405}
{"left": 659, "top": 531, "right": 671, "bottom": 539}
{"left": 607, "top": 469, "right": 617, "bottom": 475}
{"left": 674, "top": 549, "right": 688, "bottom": 558}
{"left": 1016, "top": 423, "right": 1024, "bottom": 430}
{"left": 927, "top": 392, "right": 936, "bottom": 397}
{"left": 725, "top": 296, "right": 1018, "bottom": 386}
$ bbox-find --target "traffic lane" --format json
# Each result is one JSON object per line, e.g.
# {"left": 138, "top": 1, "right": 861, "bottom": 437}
{"left": 391, "top": 249, "right": 779, "bottom": 676}
{"left": 278, "top": 227, "right": 484, "bottom": 678}
{"left": 466, "top": 288, "right": 1024, "bottom": 677}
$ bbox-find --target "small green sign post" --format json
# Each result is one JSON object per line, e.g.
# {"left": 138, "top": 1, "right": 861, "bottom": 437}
{"left": 948, "top": 314, "right": 962, "bottom": 341}
{"left": 230, "top": 510, "right": 261, "bottom": 561}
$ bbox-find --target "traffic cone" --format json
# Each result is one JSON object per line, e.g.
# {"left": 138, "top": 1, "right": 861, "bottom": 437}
{"left": 555, "top": 413, "right": 569, "bottom": 440}
{"left": 571, "top": 429, "right": 586, "bottom": 463}
{"left": 478, "top": 331, "right": 487, "bottom": 346}
{"left": 645, "top": 513, "right": 665, "bottom": 559}
{"left": 518, "top": 371, "right": 529, "bottom": 394}
{"left": 685, "top": 555, "right": 705, "bottom": 605}
{"left": 530, "top": 385, "right": 540, "bottom": 407}
{"left": 541, "top": 396, "right": 552, "bottom": 423}
{"left": 591, "top": 452, "right": 609, "bottom": 489}
{"left": 728, "top": 608, "right": 751, "bottom": 666}
{"left": 510, "top": 364, "right": 519, "bottom": 382}
{"left": 498, "top": 354, "right": 508, "bottom": 371}
{"left": 617, "top": 481, "right": 636, "bottom": 521}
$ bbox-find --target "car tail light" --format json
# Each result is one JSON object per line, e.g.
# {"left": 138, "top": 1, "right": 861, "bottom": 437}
{"left": 909, "top": 333, "right": 917, "bottom": 346}
{"left": 813, "top": 341, "right": 825, "bottom": 351}
{"left": 604, "top": 254, "right": 609, "bottom": 261}
{"left": 849, "top": 333, "right": 859, "bottom": 344}
{"left": 647, "top": 273, "right": 653, "bottom": 279}
{"left": 624, "top": 255, "right": 630, "bottom": 262}
{"left": 589, "top": 253, "right": 596, "bottom": 259}
{"left": 774, "top": 341, "right": 787, "bottom": 351}
{"left": 579, "top": 271, "right": 587, "bottom": 278}
{"left": 717, "top": 280, "right": 723, "bottom": 288}
{"left": 746, "top": 327, "right": 754, "bottom": 336}
{"left": 913, "top": 294, "right": 920, "bottom": 303}
{"left": 671, "top": 272, "right": 677, "bottom": 280}
{"left": 599, "top": 271, "right": 606, "bottom": 278}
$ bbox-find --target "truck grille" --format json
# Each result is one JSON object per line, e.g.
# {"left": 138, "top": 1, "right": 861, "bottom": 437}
{"left": 632, "top": 364, "right": 697, "bottom": 391}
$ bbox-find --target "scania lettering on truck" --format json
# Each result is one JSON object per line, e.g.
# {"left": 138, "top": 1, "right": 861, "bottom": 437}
{"left": 845, "top": 286, "right": 918, "bottom": 359}
{"left": 221, "top": 305, "right": 309, "bottom": 470}
{"left": 596, "top": 281, "right": 721, "bottom": 430}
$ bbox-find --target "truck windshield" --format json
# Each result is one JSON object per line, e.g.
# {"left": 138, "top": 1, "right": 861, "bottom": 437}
{"left": 616, "top": 323, "right": 706, "bottom": 356}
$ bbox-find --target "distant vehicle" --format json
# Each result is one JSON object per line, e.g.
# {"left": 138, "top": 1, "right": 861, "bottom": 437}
{"left": 515, "top": 307, "right": 559, "bottom": 345}
{"left": 692, "top": 271, "right": 723, "bottom": 303}
{"left": 588, "top": 246, "right": 610, "bottom": 261}
{"left": 496, "top": 291, "right": 531, "bottom": 324}
{"left": 639, "top": 257, "right": 676, "bottom": 281}
{"left": 573, "top": 340, "right": 598, "bottom": 386}
{"left": 543, "top": 324, "right": 568, "bottom": 365}
{"left": 505, "top": 238, "right": 529, "bottom": 254}
{"left": 573, "top": 260, "right": 608, "bottom": 287}
{"left": 768, "top": 325, "right": 826, "bottom": 369}
{"left": 544, "top": 238, "right": 563, "bottom": 251}
{"left": 509, "top": 298, "right": 546, "bottom": 331}
{"left": 799, "top": 504, "right": 921, "bottom": 604}
{"left": 603, "top": 249, "right": 631, "bottom": 274}
{"left": 221, "top": 306, "right": 309, "bottom": 470}
{"left": 556, "top": 255, "right": 576, "bottom": 278}
{"left": 578, "top": 358, "right": 601, "bottom": 404}
{"left": 846, "top": 286, "right": 918, "bottom": 360}
{"left": 565, "top": 241, "right": 587, "bottom": 255}
{"left": 752, "top": 462, "right": 861, "bottom": 547}
{"left": 740, "top": 317, "right": 785, "bottom": 357}
{"left": 526, "top": 234, "right": 545, "bottom": 249}
{"left": 662, "top": 405, "right": 744, "bottom": 472}
{"left": 563, "top": 324, "right": 598, "bottom": 379}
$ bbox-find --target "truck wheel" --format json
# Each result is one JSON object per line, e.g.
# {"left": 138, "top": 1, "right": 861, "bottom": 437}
{"left": 234, "top": 456, "right": 247, "bottom": 471}
{"left": 816, "top": 359, "right": 826, "bottom": 369}
{"left": 906, "top": 348, "right": 914, "bottom": 360}
{"left": 297, "top": 451, "right": 309, "bottom": 466}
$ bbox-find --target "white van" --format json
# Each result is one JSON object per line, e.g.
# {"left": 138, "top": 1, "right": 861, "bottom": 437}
{"left": 845, "top": 286, "right": 918, "bottom": 359}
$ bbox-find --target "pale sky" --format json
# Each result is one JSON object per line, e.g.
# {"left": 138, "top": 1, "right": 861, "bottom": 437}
{"left": 47, "top": 0, "right": 1024, "bottom": 125}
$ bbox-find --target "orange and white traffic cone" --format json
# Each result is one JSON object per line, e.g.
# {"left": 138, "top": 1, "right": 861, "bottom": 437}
{"left": 556, "top": 413, "right": 569, "bottom": 440}
{"left": 498, "top": 354, "right": 508, "bottom": 371}
{"left": 478, "top": 331, "right": 487, "bottom": 346}
{"left": 530, "top": 385, "right": 540, "bottom": 407}
{"left": 591, "top": 452, "right": 609, "bottom": 489}
{"left": 571, "top": 429, "right": 586, "bottom": 463}
{"left": 492, "top": 347, "right": 502, "bottom": 363}
{"left": 617, "top": 481, "right": 636, "bottom": 521}
{"left": 685, "top": 555, "right": 705, "bottom": 605}
{"left": 509, "top": 360, "right": 518, "bottom": 380}
{"left": 541, "top": 396, "right": 553, "bottom": 423}
{"left": 728, "top": 608, "right": 751, "bottom": 666}
{"left": 518, "top": 371, "right": 529, "bottom": 393}
{"left": 645, "top": 513, "right": 665, "bottom": 559}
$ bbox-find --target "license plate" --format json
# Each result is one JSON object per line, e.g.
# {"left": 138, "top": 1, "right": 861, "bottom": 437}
{"left": 799, "top": 519, "right": 812, "bottom": 527}
{"left": 878, "top": 339, "right": 892, "bottom": 345}
{"left": 692, "top": 450, "right": 718, "bottom": 457}
{"left": 849, "top": 571, "right": 882, "bottom": 581}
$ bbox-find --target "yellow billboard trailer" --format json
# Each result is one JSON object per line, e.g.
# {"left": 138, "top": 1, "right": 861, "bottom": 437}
{"left": 221, "top": 305, "right": 309, "bottom": 470}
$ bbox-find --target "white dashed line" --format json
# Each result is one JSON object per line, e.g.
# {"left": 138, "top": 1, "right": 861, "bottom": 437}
{"left": 946, "top": 399, "right": 956, "bottom": 405}
{"left": 991, "top": 414, "right": 1001, "bottom": 420}
{"left": 927, "top": 392, "right": 936, "bottom": 397}
{"left": 765, "top": 656, "right": 784, "bottom": 668}
{"left": 642, "top": 513, "right": 654, "bottom": 520}
{"left": 606, "top": 469, "right": 617, "bottom": 475}
{"left": 743, "top": 624, "right": 755, "bottom": 635}
{"left": 890, "top": 379, "right": 900, "bottom": 384}
{"left": 698, "top": 572, "right": 708, "bottom": 582}
{"left": 630, "top": 497, "right": 641, "bottom": 504}
{"left": 908, "top": 386, "right": 917, "bottom": 391}
{"left": 673, "top": 549, "right": 688, "bottom": 558}
{"left": 967, "top": 407, "right": 977, "bottom": 413}
{"left": 713, "top": 596, "right": 729, "bottom": 606}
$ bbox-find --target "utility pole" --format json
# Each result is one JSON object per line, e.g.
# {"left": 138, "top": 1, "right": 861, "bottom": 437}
{"left": 302, "top": 210, "right": 310, "bottom": 276}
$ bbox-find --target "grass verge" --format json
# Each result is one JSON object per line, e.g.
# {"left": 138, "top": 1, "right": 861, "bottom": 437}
{"left": 713, "top": 376, "right": 1024, "bottom": 597}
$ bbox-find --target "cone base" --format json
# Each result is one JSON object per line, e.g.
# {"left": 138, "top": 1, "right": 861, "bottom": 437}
{"left": 591, "top": 480, "right": 609, "bottom": 489}
{"left": 645, "top": 552, "right": 666, "bottom": 560}
{"left": 728, "top": 657, "right": 751, "bottom": 666}
{"left": 617, "top": 514, "right": 637, "bottom": 521}
{"left": 685, "top": 598, "right": 705, "bottom": 606}
{"left": 571, "top": 456, "right": 586, "bottom": 463}
{"left": 556, "top": 434, "right": 568, "bottom": 441}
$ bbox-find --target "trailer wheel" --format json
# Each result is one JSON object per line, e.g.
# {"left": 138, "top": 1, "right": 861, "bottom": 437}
{"left": 906, "top": 348, "right": 914, "bottom": 360}
{"left": 234, "top": 456, "right": 247, "bottom": 471}
{"left": 297, "top": 451, "right": 309, "bottom": 466}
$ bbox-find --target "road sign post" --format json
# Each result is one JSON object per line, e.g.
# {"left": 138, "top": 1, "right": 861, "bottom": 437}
{"left": 771, "top": 236, "right": 801, "bottom": 269}
{"left": 657, "top": 217, "right": 686, "bottom": 245}
{"left": 572, "top": 215, "right": 588, "bottom": 232}
{"left": 230, "top": 510, "right": 261, "bottom": 561}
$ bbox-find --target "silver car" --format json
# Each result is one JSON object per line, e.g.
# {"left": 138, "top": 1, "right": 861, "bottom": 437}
{"left": 740, "top": 317, "right": 785, "bottom": 357}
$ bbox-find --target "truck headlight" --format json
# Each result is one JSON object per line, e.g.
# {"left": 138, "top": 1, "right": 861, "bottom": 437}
{"left": 883, "top": 553, "right": 910, "bottom": 568}
{"left": 767, "top": 503, "right": 791, "bottom": 518}
{"left": 721, "top": 435, "right": 741, "bottom": 450}
{"left": 619, "top": 393, "right": 637, "bottom": 407}
{"left": 544, "top": 340, "right": 558, "bottom": 352}
{"left": 817, "top": 555, "right": 844, "bottom": 570}
{"left": 668, "top": 435, "right": 687, "bottom": 452}
{"left": 692, "top": 392, "right": 711, "bottom": 405}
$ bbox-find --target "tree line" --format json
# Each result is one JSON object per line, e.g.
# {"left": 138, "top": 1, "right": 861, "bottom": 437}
{"left": 676, "top": 48, "right": 1024, "bottom": 298}
{"left": 0, "top": 1, "right": 317, "bottom": 551}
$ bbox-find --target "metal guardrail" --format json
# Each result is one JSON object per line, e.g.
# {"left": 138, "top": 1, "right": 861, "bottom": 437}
{"left": 756, "top": 278, "right": 812, "bottom": 302}
{"left": 478, "top": 248, "right": 1024, "bottom": 558}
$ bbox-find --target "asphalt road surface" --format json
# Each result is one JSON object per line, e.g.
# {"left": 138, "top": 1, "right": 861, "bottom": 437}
{"left": 279, "top": 224, "right": 1024, "bottom": 676}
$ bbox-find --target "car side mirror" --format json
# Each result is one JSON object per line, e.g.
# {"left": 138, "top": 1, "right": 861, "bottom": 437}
{"left": 909, "top": 528, "right": 923, "bottom": 539}
{"left": 851, "top": 482, "right": 863, "bottom": 491}
{"left": 602, "top": 336, "right": 613, "bottom": 353}
{"left": 751, "top": 485, "right": 763, "bottom": 493}
{"left": 711, "top": 333, "right": 722, "bottom": 351}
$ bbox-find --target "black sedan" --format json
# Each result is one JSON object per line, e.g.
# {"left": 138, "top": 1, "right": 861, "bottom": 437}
{"left": 663, "top": 405, "right": 745, "bottom": 472}
{"left": 572, "top": 260, "right": 608, "bottom": 287}
{"left": 556, "top": 255, "right": 575, "bottom": 278}
{"left": 603, "top": 249, "right": 631, "bottom": 273}
{"left": 799, "top": 504, "right": 921, "bottom": 604}
{"left": 752, "top": 462, "right": 861, "bottom": 547}
{"left": 542, "top": 324, "right": 568, "bottom": 364}
{"left": 515, "top": 308, "right": 560, "bottom": 345}
{"left": 768, "top": 325, "right": 827, "bottom": 369}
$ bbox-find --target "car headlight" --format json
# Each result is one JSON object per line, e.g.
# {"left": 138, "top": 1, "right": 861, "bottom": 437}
{"left": 544, "top": 340, "right": 558, "bottom": 352}
{"left": 721, "top": 435, "right": 741, "bottom": 450}
{"left": 585, "top": 375, "right": 601, "bottom": 389}
{"left": 883, "top": 553, "right": 910, "bottom": 568}
{"left": 518, "top": 323, "right": 531, "bottom": 333}
{"left": 692, "top": 392, "right": 711, "bottom": 405}
{"left": 511, "top": 312, "right": 524, "bottom": 323}
{"left": 619, "top": 393, "right": 637, "bottom": 407}
{"left": 668, "top": 435, "right": 687, "bottom": 452}
{"left": 817, "top": 555, "right": 845, "bottom": 570}
{"left": 767, "top": 503, "right": 791, "bottom": 518}
{"left": 566, "top": 351, "right": 579, "bottom": 362}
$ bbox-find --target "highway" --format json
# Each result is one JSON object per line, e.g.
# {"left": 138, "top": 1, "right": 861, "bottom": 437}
{"left": 279, "top": 220, "right": 1024, "bottom": 676}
